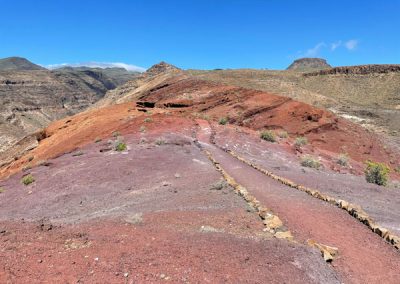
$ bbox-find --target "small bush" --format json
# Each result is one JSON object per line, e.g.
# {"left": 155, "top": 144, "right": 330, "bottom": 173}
{"left": 144, "top": 117, "right": 152, "bottom": 123}
{"left": 28, "top": 156, "right": 34, "bottom": 162}
{"left": 277, "top": 131, "right": 288, "bottom": 138}
{"left": 22, "top": 174, "right": 35, "bottom": 186}
{"left": 337, "top": 153, "right": 349, "bottom": 167}
{"left": 301, "top": 155, "right": 321, "bottom": 169}
{"left": 0, "top": 187, "right": 5, "bottom": 193}
{"left": 72, "top": 151, "right": 84, "bottom": 157}
{"left": 115, "top": 142, "right": 127, "bottom": 152}
{"left": 260, "top": 130, "right": 276, "bottom": 142}
{"left": 365, "top": 161, "right": 390, "bottom": 186}
{"left": 295, "top": 136, "right": 308, "bottom": 147}
{"left": 394, "top": 166, "right": 400, "bottom": 173}
{"left": 139, "top": 125, "right": 146, "bottom": 132}
{"left": 112, "top": 131, "right": 121, "bottom": 138}
{"left": 218, "top": 117, "right": 228, "bottom": 125}
{"left": 155, "top": 138, "right": 166, "bottom": 146}
{"left": 95, "top": 137, "right": 102, "bottom": 143}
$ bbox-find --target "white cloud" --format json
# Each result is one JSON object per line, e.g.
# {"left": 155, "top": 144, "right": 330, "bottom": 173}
{"left": 46, "top": 61, "right": 146, "bottom": 72}
{"left": 304, "top": 42, "right": 326, "bottom": 57}
{"left": 345, "top": 39, "right": 358, "bottom": 50}
{"left": 331, "top": 40, "right": 342, "bottom": 51}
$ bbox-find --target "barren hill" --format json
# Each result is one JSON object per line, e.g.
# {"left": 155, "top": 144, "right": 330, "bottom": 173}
{"left": 0, "top": 63, "right": 399, "bottom": 282}
{"left": 0, "top": 56, "right": 45, "bottom": 71}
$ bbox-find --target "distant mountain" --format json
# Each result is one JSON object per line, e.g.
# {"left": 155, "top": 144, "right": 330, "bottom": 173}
{"left": 0, "top": 57, "right": 140, "bottom": 154}
{"left": 0, "top": 57, "right": 46, "bottom": 71}
{"left": 54, "top": 66, "right": 138, "bottom": 86}
{"left": 287, "top": 58, "right": 331, "bottom": 72}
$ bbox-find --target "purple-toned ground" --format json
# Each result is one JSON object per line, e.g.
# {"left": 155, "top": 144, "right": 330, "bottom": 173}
{"left": 0, "top": 130, "right": 340, "bottom": 283}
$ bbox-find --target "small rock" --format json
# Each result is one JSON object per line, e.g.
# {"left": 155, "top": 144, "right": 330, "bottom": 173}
{"left": 124, "top": 272, "right": 129, "bottom": 278}
{"left": 174, "top": 173, "right": 181, "bottom": 178}
{"left": 160, "top": 274, "right": 166, "bottom": 279}
{"left": 94, "top": 257, "right": 99, "bottom": 261}
{"left": 38, "top": 259, "right": 43, "bottom": 263}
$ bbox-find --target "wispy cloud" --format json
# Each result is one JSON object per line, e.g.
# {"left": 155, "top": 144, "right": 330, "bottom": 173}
{"left": 304, "top": 42, "right": 326, "bottom": 57}
{"left": 331, "top": 40, "right": 342, "bottom": 51}
{"left": 296, "top": 39, "right": 359, "bottom": 58}
{"left": 344, "top": 39, "right": 358, "bottom": 50}
{"left": 46, "top": 62, "right": 146, "bottom": 72}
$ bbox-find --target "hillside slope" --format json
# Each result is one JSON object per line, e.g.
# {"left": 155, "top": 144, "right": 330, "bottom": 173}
{"left": 0, "top": 66, "right": 399, "bottom": 281}
{"left": 0, "top": 59, "right": 139, "bottom": 153}
{"left": 187, "top": 66, "right": 400, "bottom": 145}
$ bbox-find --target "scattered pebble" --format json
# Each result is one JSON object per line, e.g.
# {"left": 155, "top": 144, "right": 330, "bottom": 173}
{"left": 124, "top": 272, "right": 129, "bottom": 278}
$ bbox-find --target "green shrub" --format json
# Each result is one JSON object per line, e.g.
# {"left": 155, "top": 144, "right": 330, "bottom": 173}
{"left": 277, "top": 131, "right": 288, "bottom": 138}
{"left": 155, "top": 138, "right": 166, "bottom": 146}
{"left": 0, "top": 187, "right": 5, "bottom": 193}
{"left": 337, "top": 153, "right": 349, "bottom": 167}
{"left": 115, "top": 142, "right": 127, "bottom": 152}
{"left": 260, "top": 130, "right": 276, "bottom": 142}
{"left": 365, "top": 161, "right": 390, "bottom": 186}
{"left": 301, "top": 155, "right": 321, "bottom": 169}
{"left": 95, "top": 137, "right": 102, "bottom": 143}
{"left": 144, "top": 117, "right": 152, "bottom": 123}
{"left": 218, "top": 117, "right": 228, "bottom": 125}
{"left": 22, "top": 174, "right": 35, "bottom": 186}
{"left": 295, "top": 136, "right": 308, "bottom": 147}
{"left": 112, "top": 131, "right": 121, "bottom": 138}
{"left": 139, "top": 125, "right": 146, "bottom": 132}
{"left": 394, "top": 166, "right": 400, "bottom": 173}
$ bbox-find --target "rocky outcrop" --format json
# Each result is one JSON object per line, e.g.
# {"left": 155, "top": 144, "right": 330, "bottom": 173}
{"left": 304, "top": 64, "right": 400, "bottom": 76}
{"left": 287, "top": 58, "right": 331, "bottom": 71}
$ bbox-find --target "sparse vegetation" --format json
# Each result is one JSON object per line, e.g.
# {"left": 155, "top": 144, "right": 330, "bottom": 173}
{"left": 144, "top": 117, "right": 152, "bottom": 123}
{"left": 72, "top": 151, "right": 84, "bottom": 157}
{"left": 210, "top": 179, "right": 228, "bottom": 190}
{"left": 277, "top": 131, "right": 288, "bottom": 138}
{"left": 260, "top": 130, "right": 276, "bottom": 142}
{"left": 365, "top": 161, "right": 390, "bottom": 186}
{"left": 115, "top": 141, "right": 127, "bottom": 152}
{"left": 337, "top": 153, "right": 349, "bottom": 167}
{"left": 140, "top": 125, "right": 146, "bottom": 132}
{"left": 155, "top": 138, "right": 166, "bottom": 146}
{"left": 0, "top": 187, "right": 5, "bottom": 193}
{"left": 301, "top": 155, "right": 321, "bottom": 169}
{"left": 295, "top": 136, "right": 308, "bottom": 147}
{"left": 112, "top": 131, "right": 121, "bottom": 137}
{"left": 21, "top": 174, "right": 35, "bottom": 186}
{"left": 218, "top": 117, "right": 228, "bottom": 125}
{"left": 95, "top": 137, "right": 102, "bottom": 143}
{"left": 28, "top": 156, "right": 34, "bottom": 162}
{"left": 394, "top": 166, "right": 400, "bottom": 173}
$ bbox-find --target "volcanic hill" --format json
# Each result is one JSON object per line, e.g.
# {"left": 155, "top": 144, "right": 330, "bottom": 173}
{"left": 0, "top": 62, "right": 399, "bottom": 282}
{"left": 287, "top": 57, "right": 332, "bottom": 72}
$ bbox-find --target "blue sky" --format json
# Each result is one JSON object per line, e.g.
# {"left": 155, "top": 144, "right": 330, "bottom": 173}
{"left": 0, "top": 0, "right": 399, "bottom": 70}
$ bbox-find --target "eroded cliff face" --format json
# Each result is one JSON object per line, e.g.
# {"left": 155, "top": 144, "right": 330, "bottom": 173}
{"left": 0, "top": 67, "right": 138, "bottom": 153}
{"left": 304, "top": 64, "right": 400, "bottom": 76}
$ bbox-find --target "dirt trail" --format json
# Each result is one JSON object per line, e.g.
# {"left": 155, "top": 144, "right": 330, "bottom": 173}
{"left": 196, "top": 119, "right": 400, "bottom": 284}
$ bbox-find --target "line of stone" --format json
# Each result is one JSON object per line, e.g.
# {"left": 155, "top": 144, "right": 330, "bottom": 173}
{"left": 225, "top": 149, "right": 400, "bottom": 251}
{"left": 202, "top": 149, "right": 294, "bottom": 241}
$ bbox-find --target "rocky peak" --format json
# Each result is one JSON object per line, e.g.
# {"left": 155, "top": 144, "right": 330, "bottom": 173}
{"left": 145, "top": 61, "right": 180, "bottom": 76}
{"left": 287, "top": 58, "right": 332, "bottom": 72}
